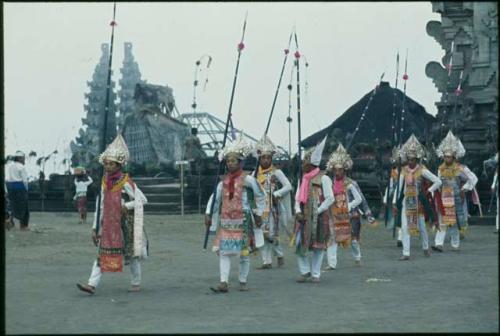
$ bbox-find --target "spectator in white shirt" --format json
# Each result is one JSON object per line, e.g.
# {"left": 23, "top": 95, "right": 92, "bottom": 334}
{"left": 5, "top": 151, "right": 30, "bottom": 230}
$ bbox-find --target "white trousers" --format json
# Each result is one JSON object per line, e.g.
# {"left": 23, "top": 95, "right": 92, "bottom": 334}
{"left": 260, "top": 240, "right": 284, "bottom": 264}
{"left": 397, "top": 228, "right": 403, "bottom": 241}
{"left": 434, "top": 220, "right": 460, "bottom": 248}
{"left": 326, "top": 240, "right": 361, "bottom": 268}
{"left": 88, "top": 258, "right": 141, "bottom": 287}
{"left": 401, "top": 215, "right": 429, "bottom": 256}
{"left": 219, "top": 254, "right": 250, "bottom": 283}
{"left": 297, "top": 249, "right": 324, "bottom": 278}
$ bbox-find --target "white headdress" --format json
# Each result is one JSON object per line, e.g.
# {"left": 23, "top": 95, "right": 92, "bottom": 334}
{"left": 327, "top": 143, "right": 353, "bottom": 170}
{"left": 303, "top": 136, "right": 327, "bottom": 166}
{"left": 219, "top": 132, "right": 252, "bottom": 161}
{"left": 436, "top": 130, "right": 465, "bottom": 158}
{"left": 400, "top": 134, "right": 425, "bottom": 161}
{"left": 14, "top": 150, "right": 25, "bottom": 158}
{"left": 254, "top": 134, "right": 277, "bottom": 157}
{"left": 98, "top": 134, "right": 130, "bottom": 165}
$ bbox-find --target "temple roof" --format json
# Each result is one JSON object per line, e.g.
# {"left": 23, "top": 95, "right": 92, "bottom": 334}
{"left": 300, "top": 81, "right": 436, "bottom": 149}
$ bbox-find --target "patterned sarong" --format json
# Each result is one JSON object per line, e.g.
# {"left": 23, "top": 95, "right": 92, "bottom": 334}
{"left": 98, "top": 173, "right": 129, "bottom": 272}
{"left": 333, "top": 193, "right": 351, "bottom": 247}
{"left": 294, "top": 174, "right": 330, "bottom": 256}
{"left": 257, "top": 166, "right": 281, "bottom": 240}
{"left": 404, "top": 183, "right": 419, "bottom": 236}
{"left": 441, "top": 185, "right": 457, "bottom": 226}
{"left": 76, "top": 196, "right": 87, "bottom": 216}
{"left": 213, "top": 173, "right": 249, "bottom": 256}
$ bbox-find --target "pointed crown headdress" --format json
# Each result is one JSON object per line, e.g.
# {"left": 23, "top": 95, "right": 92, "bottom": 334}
{"left": 400, "top": 134, "right": 425, "bottom": 161}
{"left": 436, "top": 130, "right": 466, "bottom": 158}
{"left": 303, "top": 136, "right": 327, "bottom": 166}
{"left": 219, "top": 132, "right": 252, "bottom": 161}
{"left": 327, "top": 143, "right": 353, "bottom": 171}
{"left": 254, "top": 134, "right": 277, "bottom": 157}
{"left": 98, "top": 134, "right": 130, "bottom": 165}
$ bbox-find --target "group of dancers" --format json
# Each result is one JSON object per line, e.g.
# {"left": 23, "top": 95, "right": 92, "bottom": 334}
{"left": 76, "top": 131, "right": 497, "bottom": 295}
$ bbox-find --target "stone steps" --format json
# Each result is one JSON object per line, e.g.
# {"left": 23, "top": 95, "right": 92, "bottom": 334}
{"left": 139, "top": 184, "right": 183, "bottom": 194}
{"left": 134, "top": 177, "right": 193, "bottom": 214}
{"left": 144, "top": 202, "right": 200, "bottom": 213}
{"left": 132, "top": 176, "right": 175, "bottom": 185}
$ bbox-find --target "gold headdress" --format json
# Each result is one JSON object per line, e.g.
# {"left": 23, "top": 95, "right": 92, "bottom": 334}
{"left": 98, "top": 134, "right": 130, "bottom": 165}
{"left": 254, "top": 134, "right": 277, "bottom": 156}
{"left": 219, "top": 132, "right": 252, "bottom": 161}
{"left": 436, "top": 130, "right": 465, "bottom": 159}
{"left": 400, "top": 134, "right": 425, "bottom": 161}
{"left": 326, "top": 143, "right": 353, "bottom": 171}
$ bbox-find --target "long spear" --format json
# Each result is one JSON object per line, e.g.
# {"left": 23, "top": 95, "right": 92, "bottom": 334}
{"left": 203, "top": 13, "right": 248, "bottom": 249}
{"left": 253, "top": 27, "right": 295, "bottom": 178}
{"left": 94, "top": 3, "right": 117, "bottom": 241}
{"left": 289, "top": 30, "right": 305, "bottom": 249}
{"left": 264, "top": 27, "right": 295, "bottom": 135}
{"left": 393, "top": 49, "right": 409, "bottom": 239}
{"left": 384, "top": 51, "right": 400, "bottom": 228}
{"left": 450, "top": 70, "right": 480, "bottom": 216}
{"left": 451, "top": 70, "right": 464, "bottom": 132}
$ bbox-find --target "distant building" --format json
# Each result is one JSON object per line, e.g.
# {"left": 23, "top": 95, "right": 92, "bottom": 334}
{"left": 117, "top": 42, "right": 144, "bottom": 130}
{"left": 122, "top": 83, "right": 190, "bottom": 168}
{"left": 70, "top": 43, "right": 117, "bottom": 169}
{"left": 426, "top": 2, "right": 498, "bottom": 168}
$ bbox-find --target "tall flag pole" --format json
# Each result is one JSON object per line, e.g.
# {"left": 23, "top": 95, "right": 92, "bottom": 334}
{"left": 204, "top": 12, "right": 248, "bottom": 249}
{"left": 192, "top": 54, "right": 212, "bottom": 128}
{"left": 293, "top": 30, "right": 303, "bottom": 184}
{"left": 253, "top": 27, "right": 294, "bottom": 177}
{"left": 286, "top": 58, "right": 296, "bottom": 159}
{"left": 95, "top": 3, "right": 117, "bottom": 240}
{"left": 392, "top": 52, "right": 400, "bottom": 145}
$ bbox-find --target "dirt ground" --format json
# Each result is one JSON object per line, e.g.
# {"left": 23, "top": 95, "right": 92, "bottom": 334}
{"left": 5, "top": 212, "right": 499, "bottom": 334}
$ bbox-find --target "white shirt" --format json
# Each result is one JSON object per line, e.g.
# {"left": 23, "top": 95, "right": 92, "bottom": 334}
{"left": 5, "top": 161, "right": 29, "bottom": 190}
{"left": 344, "top": 182, "right": 363, "bottom": 212}
{"left": 250, "top": 168, "right": 293, "bottom": 198}
{"left": 436, "top": 165, "right": 477, "bottom": 191}
{"left": 294, "top": 174, "right": 334, "bottom": 214}
{"left": 74, "top": 176, "right": 93, "bottom": 194}
{"left": 205, "top": 174, "right": 266, "bottom": 217}
{"left": 93, "top": 181, "right": 148, "bottom": 230}
{"left": 392, "top": 165, "right": 442, "bottom": 204}
{"left": 462, "top": 166, "right": 478, "bottom": 191}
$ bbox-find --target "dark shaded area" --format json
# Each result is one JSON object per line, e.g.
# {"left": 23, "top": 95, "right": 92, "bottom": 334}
{"left": 301, "top": 81, "right": 436, "bottom": 151}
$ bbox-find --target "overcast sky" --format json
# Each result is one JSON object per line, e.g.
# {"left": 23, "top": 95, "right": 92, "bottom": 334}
{"left": 4, "top": 2, "right": 443, "bottom": 177}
